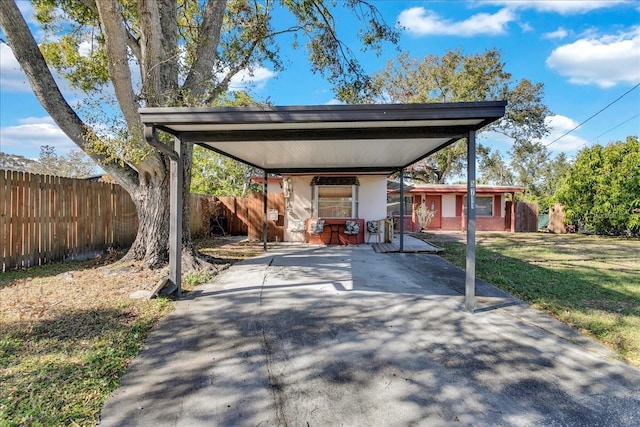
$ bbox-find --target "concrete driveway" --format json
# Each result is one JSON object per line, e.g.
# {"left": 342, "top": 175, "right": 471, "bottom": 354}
{"left": 99, "top": 245, "right": 640, "bottom": 426}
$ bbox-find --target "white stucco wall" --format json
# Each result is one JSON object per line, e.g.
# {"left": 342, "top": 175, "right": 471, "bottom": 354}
{"left": 282, "top": 175, "right": 387, "bottom": 242}
{"left": 442, "top": 194, "right": 456, "bottom": 217}
{"left": 284, "top": 176, "right": 313, "bottom": 242}
{"left": 357, "top": 176, "right": 388, "bottom": 223}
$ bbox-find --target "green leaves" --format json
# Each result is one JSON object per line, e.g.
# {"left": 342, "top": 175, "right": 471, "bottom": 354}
{"left": 363, "top": 48, "right": 550, "bottom": 185}
{"left": 191, "top": 145, "right": 258, "bottom": 197}
{"left": 557, "top": 136, "right": 640, "bottom": 235}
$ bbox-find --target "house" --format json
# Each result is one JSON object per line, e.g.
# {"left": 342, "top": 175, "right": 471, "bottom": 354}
{"left": 270, "top": 177, "right": 524, "bottom": 243}
{"left": 281, "top": 174, "right": 388, "bottom": 244}
{"left": 388, "top": 182, "right": 525, "bottom": 232}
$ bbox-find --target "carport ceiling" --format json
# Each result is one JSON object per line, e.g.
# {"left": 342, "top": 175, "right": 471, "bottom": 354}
{"left": 140, "top": 101, "right": 507, "bottom": 174}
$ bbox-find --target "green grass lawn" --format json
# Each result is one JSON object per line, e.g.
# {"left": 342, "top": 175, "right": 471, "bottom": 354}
{"left": 0, "top": 258, "right": 173, "bottom": 426}
{"left": 418, "top": 232, "right": 640, "bottom": 367}
{"left": 0, "top": 236, "right": 250, "bottom": 426}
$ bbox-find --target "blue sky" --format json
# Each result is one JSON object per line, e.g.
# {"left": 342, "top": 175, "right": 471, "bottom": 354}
{"left": 1, "top": 0, "right": 639, "bottom": 162}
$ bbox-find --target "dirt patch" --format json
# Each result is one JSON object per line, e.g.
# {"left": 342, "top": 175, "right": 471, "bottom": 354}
{"left": 0, "top": 236, "right": 253, "bottom": 330}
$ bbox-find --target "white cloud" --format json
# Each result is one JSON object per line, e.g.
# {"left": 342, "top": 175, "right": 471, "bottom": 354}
{"left": 485, "top": 0, "right": 630, "bottom": 15}
{"left": 0, "top": 116, "right": 76, "bottom": 156}
{"left": 0, "top": 43, "right": 32, "bottom": 92}
{"left": 546, "top": 27, "right": 640, "bottom": 87}
{"left": 543, "top": 27, "right": 569, "bottom": 40}
{"left": 538, "top": 115, "right": 588, "bottom": 152}
{"left": 0, "top": 2, "right": 43, "bottom": 92}
{"left": 519, "top": 22, "right": 534, "bottom": 33}
{"left": 398, "top": 7, "right": 515, "bottom": 37}
{"left": 228, "top": 66, "right": 276, "bottom": 91}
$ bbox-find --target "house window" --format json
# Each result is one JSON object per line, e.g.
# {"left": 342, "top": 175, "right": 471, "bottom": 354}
{"left": 387, "top": 194, "right": 412, "bottom": 217}
{"left": 312, "top": 177, "right": 359, "bottom": 218}
{"left": 464, "top": 196, "right": 493, "bottom": 217}
{"left": 316, "top": 185, "right": 355, "bottom": 217}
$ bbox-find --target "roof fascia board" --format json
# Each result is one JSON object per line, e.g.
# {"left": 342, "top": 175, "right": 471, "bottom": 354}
{"left": 181, "top": 126, "right": 469, "bottom": 144}
{"left": 265, "top": 166, "right": 397, "bottom": 174}
{"left": 389, "top": 186, "right": 525, "bottom": 194}
{"left": 139, "top": 101, "right": 507, "bottom": 129}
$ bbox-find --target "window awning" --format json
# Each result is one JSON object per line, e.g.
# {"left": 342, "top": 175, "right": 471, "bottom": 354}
{"left": 139, "top": 101, "right": 506, "bottom": 174}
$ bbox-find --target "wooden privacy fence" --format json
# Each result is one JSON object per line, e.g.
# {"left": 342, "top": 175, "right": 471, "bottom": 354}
{"left": 1, "top": 170, "right": 284, "bottom": 271}
{"left": 505, "top": 201, "right": 539, "bottom": 232}
{"left": 1, "top": 170, "right": 138, "bottom": 271}
{"left": 217, "top": 193, "right": 285, "bottom": 242}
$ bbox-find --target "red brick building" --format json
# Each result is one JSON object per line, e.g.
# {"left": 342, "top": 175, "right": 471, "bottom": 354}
{"left": 388, "top": 183, "right": 525, "bottom": 232}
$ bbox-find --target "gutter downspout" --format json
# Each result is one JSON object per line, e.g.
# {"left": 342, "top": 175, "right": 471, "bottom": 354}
{"left": 144, "top": 125, "right": 182, "bottom": 297}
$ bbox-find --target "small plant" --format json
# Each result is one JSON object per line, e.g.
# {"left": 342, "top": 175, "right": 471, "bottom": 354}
{"left": 415, "top": 201, "right": 436, "bottom": 231}
{"left": 183, "top": 270, "right": 214, "bottom": 289}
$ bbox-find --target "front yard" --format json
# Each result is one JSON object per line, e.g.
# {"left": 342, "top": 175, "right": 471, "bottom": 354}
{"left": 1, "top": 232, "right": 638, "bottom": 425}
{"left": 417, "top": 232, "right": 640, "bottom": 367}
{"left": 0, "top": 237, "right": 259, "bottom": 426}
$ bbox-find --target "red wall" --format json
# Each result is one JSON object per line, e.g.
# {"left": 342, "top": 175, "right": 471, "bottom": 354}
{"left": 439, "top": 216, "right": 507, "bottom": 231}
{"left": 305, "top": 218, "right": 365, "bottom": 244}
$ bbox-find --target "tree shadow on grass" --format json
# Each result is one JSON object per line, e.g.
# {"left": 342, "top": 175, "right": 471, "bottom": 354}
{"left": 1, "top": 306, "right": 161, "bottom": 426}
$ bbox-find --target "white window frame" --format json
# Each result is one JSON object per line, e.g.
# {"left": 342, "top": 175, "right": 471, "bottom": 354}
{"left": 313, "top": 184, "right": 358, "bottom": 218}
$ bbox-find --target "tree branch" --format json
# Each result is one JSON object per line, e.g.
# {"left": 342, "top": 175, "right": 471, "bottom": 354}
{"left": 0, "top": 0, "right": 138, "bottom": 190}
{"left": 136, "top": 0, "right": 162, "bottom": 106}
{"left": 94, "top": 1, "right": 140, "bottom": 133}
{"left": 158, "top": 0, "right": 179, "bottom": 102}
{"left": 182, "top": 0, "right": 227, "bottom": 99}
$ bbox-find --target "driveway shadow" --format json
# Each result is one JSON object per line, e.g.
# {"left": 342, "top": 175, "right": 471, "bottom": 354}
{"left": 99, "top": 245, "right": 640, "bottom": 426}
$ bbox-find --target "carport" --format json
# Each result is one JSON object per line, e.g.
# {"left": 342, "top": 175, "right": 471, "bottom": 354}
{"left": 140, "top": 101, "right": 506, "bottom": 312}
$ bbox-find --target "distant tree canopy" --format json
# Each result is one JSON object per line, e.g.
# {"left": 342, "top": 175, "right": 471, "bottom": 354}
{"left": 191, "top": 146, "right": 258, "bottom": 197}
{"left": 556, "top": 136, "right": 640, "bottom": 235}
{"left": 0, "top": 152, "right": 36, "bottom": 171}
{"left": 346, "top": 49, "right": 551, "bottom": 185}
{"left": 1, "top": 145, "right": 97, "bottom": 178}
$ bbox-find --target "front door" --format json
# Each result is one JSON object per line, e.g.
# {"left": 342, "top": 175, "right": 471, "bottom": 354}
{"left": 425, "top": 195, "right": 442, "bottom": 229}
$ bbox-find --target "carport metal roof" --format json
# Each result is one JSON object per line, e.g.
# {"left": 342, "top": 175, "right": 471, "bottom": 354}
{"left": 140, "top": 101, "right": 506, "bottom": 174}
{"left": 141, "top": 101, "right": 507, "bottom": 313}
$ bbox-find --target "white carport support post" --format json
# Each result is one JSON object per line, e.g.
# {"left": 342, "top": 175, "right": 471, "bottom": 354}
{"left": 465, "top": 130, "right": 476, "bottom": 312}
{"left": 170, "top": 137, "right": 183, "bottom": 297}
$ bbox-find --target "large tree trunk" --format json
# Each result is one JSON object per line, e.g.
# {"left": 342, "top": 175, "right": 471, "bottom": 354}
{"left": 0, "top": 0, "right": 193, "bottom": 271}
{"left": 123, "top": 170, "right": 170, "bottom": 268}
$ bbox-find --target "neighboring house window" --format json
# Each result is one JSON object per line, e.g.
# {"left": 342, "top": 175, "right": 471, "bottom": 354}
{"left": 464, "top": 195, "right": 493, "bottom": 216}
{"left": 387, "top": 194, "right": 412, "bottom": 217}
{"left": 312, "top": 177, "right": 359, "bottom": 218}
